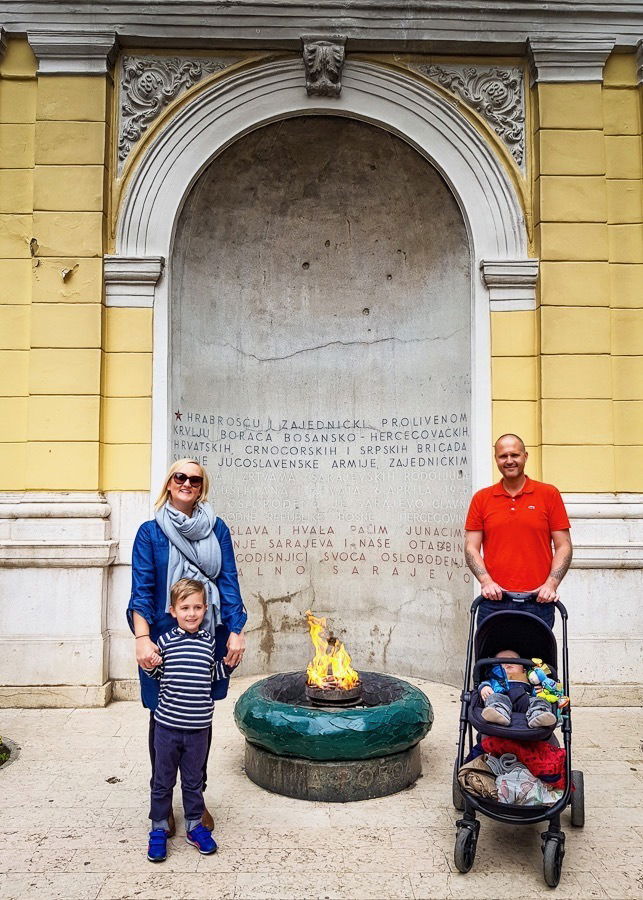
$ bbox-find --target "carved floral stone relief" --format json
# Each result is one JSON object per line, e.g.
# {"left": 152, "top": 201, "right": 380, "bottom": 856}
{"left": 409, "top": 63, "right": 525, "bottom": 169}
{"left": 118, "top": 55, "right": 241, "bottom": 171}
{"left": 301, "top": 38, "right": 346, "bottom": 97}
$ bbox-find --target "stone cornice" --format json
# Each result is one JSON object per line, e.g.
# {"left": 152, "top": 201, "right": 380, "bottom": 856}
{"left": 563, "top": 493, "right": 643, "bottom": 518}
{"left": 27, "top": 29, "right": 118, "bottom": 75}
{"left": 3, "top": 3, "right": 642, "bottom": 52}
{"left": 570, "top": 544, "right": 643, "bottom": 568}
{"left": 481, "top": 259, "right": 539, "bottom": 310}
{"left": 0, "top": 541, "right": 118, "bottom": 567}
{"left": 104, "top": 255, "right": 165, "bottom": 307}
{"left": 528, "top": 37, "right": 616, "bottom": 83}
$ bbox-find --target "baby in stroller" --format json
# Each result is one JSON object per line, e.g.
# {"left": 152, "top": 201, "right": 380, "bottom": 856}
{"left": 453, "top": 598, "right": 584, "bottom": 887}
{"left": 479, "top": 649, "right": 557, "bottom": 729}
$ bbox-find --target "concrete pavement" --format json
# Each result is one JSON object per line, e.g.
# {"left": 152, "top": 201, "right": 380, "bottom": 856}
{"left": 1, "top": 676, "right": 642, "bottom": 900}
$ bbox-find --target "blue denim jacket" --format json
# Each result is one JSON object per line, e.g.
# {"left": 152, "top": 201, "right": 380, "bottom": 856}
{"left": 127, "top": 518, "right": 247, "bottom": 708}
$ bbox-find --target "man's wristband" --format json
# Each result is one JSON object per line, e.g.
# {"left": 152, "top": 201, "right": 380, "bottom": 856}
{"left": 135, "top": 634, "right": 150, "bottom": 639}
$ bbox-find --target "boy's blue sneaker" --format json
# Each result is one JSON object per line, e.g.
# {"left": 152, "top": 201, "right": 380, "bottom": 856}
{"left": 147, "top": 828, "right": 168, "bottom": 862}
{"left": 186, "top": 823, "right": 217, "bottom": 855}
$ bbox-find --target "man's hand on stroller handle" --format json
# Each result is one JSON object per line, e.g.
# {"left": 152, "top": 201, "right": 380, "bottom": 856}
{"left": 478, "top": 575, "right": 503, "bottom": 601}
{"left": 533, "top": 578, "right": 560, "bottom": 603}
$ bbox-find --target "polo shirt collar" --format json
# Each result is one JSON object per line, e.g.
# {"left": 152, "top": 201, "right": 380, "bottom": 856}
{"left": 492, "top": 475, "right": 534, "bottom": 497}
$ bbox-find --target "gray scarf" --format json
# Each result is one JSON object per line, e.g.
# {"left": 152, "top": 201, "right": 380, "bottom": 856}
{"left": 155, "top": 501, "right": 222, "bottom": 632}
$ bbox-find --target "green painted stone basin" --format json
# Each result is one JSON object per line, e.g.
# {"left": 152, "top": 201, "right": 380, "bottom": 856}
{"left": 234, "top": 671, "right": 433, "bottom": 761}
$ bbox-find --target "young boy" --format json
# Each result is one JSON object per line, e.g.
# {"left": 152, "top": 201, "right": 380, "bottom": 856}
{"left": 143, "top": 578, "right": 221, "bottom": 862}
{"left": 479, "top": 649, "right": 557, "bottom": 729}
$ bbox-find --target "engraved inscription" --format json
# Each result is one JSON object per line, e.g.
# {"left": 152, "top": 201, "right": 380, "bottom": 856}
{"left": 172, "top": 408, "right": 470, "bottom": 587}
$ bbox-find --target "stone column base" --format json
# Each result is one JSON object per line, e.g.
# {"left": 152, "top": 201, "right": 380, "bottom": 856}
{"left": 0, "top": 492, "right": 116, "bottom": 706}
{"left": 0, "top": 682, "right": 113, "bottom": 708}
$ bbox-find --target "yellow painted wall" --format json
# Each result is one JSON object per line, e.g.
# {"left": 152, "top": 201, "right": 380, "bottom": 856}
{"left": 0, "top": 40, "right": 36, "bottom": 488}
{"left": 0, "top": 38, "right": 152, "bottom": 492}
{"left": 1, "top": 39, "right": 641, "bottom": 493}
{"left": 492, "top": 50, "right": 642, "bottom": 492}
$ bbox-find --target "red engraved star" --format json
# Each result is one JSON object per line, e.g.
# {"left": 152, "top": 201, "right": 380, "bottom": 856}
{"left": 174, "top": 410, "right": 182, "bottom": 421}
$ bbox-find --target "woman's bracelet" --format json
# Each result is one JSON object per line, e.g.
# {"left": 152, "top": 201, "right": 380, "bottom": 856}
{"left": 135, "top": 634, "right": 150, "bottom": 639}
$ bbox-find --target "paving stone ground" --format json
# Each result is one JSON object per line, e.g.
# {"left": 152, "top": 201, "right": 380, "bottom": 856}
{"left": 1, "top": 676, "right": 642, "bottom": 900}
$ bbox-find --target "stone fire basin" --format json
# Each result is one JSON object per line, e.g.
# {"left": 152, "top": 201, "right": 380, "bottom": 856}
{"left": 234, "top": 672, "right": 433, "bottom": 801}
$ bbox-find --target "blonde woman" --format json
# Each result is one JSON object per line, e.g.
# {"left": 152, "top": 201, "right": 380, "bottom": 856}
{"left": 127, "top": 459, "right": 246, "bottom": 835}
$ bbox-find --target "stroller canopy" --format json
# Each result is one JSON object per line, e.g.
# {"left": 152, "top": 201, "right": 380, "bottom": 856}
{"left": 474, "top": 610, "right": 558, "bottom": 673}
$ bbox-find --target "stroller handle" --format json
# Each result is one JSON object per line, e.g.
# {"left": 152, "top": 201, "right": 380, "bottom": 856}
{"left": 470, "top": 591, "right": 568, "bottom": 619}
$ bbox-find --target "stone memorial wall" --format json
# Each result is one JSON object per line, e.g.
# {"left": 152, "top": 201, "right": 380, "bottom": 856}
{"left": 171, "top": 117, "right": 472, "bottom": 683}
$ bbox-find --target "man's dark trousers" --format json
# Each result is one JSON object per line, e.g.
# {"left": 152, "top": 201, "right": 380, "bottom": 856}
{"left": 477, "top": 597, "right": 555, "bottom": 629}
{"left": 149, "top": 722, "right": 209, "bottom": 823}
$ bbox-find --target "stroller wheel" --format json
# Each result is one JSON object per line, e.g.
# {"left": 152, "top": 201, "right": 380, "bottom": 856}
{"left": 570, "top": 770, "right": 585, "bottom": 827}
{"left": 454, "top": 821, "right": 479, "bottom": 873}
{"left": 452, "top": 761, "right": 464, "bottom": 811}
{"left": 542, "top": 834, "right": 565, "bottom": 888}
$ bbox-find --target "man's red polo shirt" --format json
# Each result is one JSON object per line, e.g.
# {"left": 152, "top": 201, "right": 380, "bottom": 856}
{"left": 464, "top": 476, "right": 570, "bottom": 591}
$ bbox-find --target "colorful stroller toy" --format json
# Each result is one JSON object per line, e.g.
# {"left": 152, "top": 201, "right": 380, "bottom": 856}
{"left": 453, "top": 592, "right": 584, "bottom": 887}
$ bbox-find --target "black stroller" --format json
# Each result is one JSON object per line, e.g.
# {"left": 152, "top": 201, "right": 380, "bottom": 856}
{"left": 452, "top": 592, "right": 584, "bottom": 888}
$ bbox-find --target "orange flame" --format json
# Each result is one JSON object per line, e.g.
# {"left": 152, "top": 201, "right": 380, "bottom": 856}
{"left": 305, "top": 610, "right": 360, "bottom": 690}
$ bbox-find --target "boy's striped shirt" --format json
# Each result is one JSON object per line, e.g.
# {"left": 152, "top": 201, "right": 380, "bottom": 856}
{"left": 145, "top": 627, "right": 226, "bottom": 730}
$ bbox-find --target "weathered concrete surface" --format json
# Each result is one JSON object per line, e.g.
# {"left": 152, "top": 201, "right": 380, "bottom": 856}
{"left": 171, "top": 116, "right": 472, "bottom": 685}
{"left": 1, "top": 674, "right": 642, "bottom": 899}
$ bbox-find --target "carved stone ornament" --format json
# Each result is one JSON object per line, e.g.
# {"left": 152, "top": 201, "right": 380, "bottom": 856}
{"left": 410, "top": 63, "right": 525, "bottom": 169}
{"left": 119, "top": 55, "right": 241, "bottom": 170}
{"left": 301, "top": 36, "right": 346, "bottom": 97}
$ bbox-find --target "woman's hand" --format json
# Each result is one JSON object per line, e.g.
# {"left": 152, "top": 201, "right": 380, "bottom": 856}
{"left": 136, "top": 636, "right": 161, "bottom": 668}
{"left": 224, "top": 631, "right": 246, "bottom": 668}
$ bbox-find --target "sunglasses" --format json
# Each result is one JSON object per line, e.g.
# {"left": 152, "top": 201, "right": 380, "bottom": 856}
{"left": 172, "top": 472, "right": 203, "bottom": 487}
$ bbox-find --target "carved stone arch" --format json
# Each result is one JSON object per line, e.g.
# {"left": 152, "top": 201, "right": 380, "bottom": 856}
{"left": 113, "top": 57, "right": 534, "bottom": 492}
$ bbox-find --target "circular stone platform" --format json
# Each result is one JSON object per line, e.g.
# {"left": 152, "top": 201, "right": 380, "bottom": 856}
{"left": 244, "top": 741, "right": 422, "bottom": 802}
{"left": 234, "top": 672, "right": 433, "bottom": 801}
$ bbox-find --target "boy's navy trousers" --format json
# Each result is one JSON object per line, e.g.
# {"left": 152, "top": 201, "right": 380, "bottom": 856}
{"left": 149, "top": 722, "right": 209, "bottom": 823}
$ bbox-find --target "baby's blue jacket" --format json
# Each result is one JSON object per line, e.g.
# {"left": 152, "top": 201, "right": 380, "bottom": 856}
{"left": 479, "top": 663, "right": 535, "bottom": 696}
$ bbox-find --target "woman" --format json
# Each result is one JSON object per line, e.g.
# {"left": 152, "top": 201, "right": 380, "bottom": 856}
{"left": 127, "top": 458, "right": 247, "bottom": 834}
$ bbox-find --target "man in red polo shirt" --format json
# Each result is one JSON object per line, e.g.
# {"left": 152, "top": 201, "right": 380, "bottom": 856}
{"left": 464, "top": 433, "right": 573, "bottom": 627}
